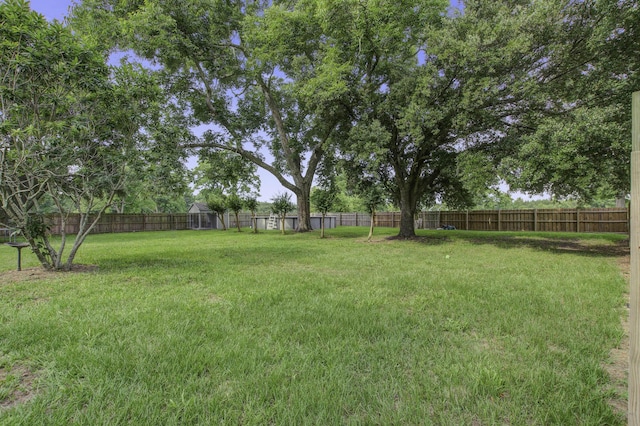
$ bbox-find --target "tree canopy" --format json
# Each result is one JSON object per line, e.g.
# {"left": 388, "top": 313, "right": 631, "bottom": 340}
{"left": 65, "top": 0, "right": 639, "bottom": 239}
{"left": 497, "top": 0, "right": 638, "bottom": 204}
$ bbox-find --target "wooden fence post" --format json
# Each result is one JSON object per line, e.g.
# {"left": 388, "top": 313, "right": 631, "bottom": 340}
{"left": 576, "top": 209, "right": 580, "bottom": 233}
{"left": 534, "top": 209, "right": 538, "bottom": 232}
{"left": 498, "top": 210, "right": 501, "bottom": 232}
{"left": 630, "top": 90, "right": 640, "bottom": 424}
{"left": 466, "top": 210, "right": 469, "bottom": 230}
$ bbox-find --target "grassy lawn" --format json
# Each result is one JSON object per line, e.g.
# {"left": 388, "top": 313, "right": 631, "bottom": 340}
{"left": 0, "top": 227, "right": 629, "bottom": 424}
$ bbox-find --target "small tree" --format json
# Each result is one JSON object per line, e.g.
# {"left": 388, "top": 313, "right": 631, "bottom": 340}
{"left": 207, "top": 194, "right": 228, "bottom": 230}
{"left": 271, "top": 193, "right": 296, "bottom": 235}
{"left": 311, "top": 187, "right": 336, "bottom": 239}
{"left": 0, "top": 2, "right": 165, "bottom": 270}
{"left": 362, "top": 186, "right": 386, "bottom": 242}
{"left": 244, "top": 196, "right": 259, "bottom": 234}
{"left": 227, "top": 193, "right": 244, "bottom": 232}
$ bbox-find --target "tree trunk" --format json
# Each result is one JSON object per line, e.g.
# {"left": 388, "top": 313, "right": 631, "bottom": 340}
{"left": 368, "top": 210, "right": 375, "bottom": 242}
{"left": 235, "top": 211, "right": 241, "bottom": 232}
{"left": 295, "top": 187, "right": 312, "bottom": 232}
{"left": 397, "top": 190, "right": 417, "bottom": 238}
{"left": 252, "top": 212, "right": 258, "bottom": 233}
{"left": 320, "top": 212, "right": 326, "bottom": 238}
{"left": 23, "top": 233, "right": 53, "bottom": 270}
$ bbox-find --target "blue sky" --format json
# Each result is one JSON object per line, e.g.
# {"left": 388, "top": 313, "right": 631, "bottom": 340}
{"left": 30, "top": 0, "right": 73, "bottom": 21}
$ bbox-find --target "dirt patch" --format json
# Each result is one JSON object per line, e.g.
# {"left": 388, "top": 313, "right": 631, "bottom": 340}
{"left": 2, "top": 264, "right": 98, "bottom": 284}
{"left": 384, "top": 235, "right": 451, "bottom": 245}
{"left": 605, "top": 250, "right": 630, "bottom": 419}
{"left": 0, "top": 364, "right": 39, "bottom": 410}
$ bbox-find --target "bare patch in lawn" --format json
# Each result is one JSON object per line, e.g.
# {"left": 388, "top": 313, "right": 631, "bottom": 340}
{"left": 384, "top": 235, "right": 451, "bottom": 245}
{"left": 606, "top": 250, "right": 629, "bottom": 419}
{"left": 2, "top": 264, "right": 98, "bottom": 284}
{"left": 206, "top": 294, "right": 225, "bottom": 304}
{"left": 0, "top": 364, "right": 39, "bottom": 410}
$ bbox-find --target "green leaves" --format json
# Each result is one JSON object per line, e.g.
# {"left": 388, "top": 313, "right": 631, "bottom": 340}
{"left": 68, "top": 0, "right": 637, "bottom": 236}
{"left": 72, "top": 0, "right": 368, "bottom": 231}
{"left": 193, "top": 150, "right": 260, "bottom": 199}
{"left": 0, "top": 0, "right": 183, "bottom": 268}
{"left": 310, "top": 187, "right": 336, "bottom": 215}
{"left": 503, "top": 105, "right": 628, "bottom": 202}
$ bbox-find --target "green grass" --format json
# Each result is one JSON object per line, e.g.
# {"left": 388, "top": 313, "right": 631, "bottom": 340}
{"left": 0, "top": 228, "right": 629, "bottom": 424}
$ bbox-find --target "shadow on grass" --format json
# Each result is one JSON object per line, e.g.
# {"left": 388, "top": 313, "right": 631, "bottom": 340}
{"left": 405, "top": 231, "right": 629, "bottom": 259}
{"left": 96, "top": 244, "right": 324, "bottom": 272}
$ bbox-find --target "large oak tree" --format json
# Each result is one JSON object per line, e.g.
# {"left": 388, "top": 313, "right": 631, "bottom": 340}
{"left": 339, "top": 0, "right": 549, "bottom": 237}
{"left": 72, "top": 0, "right": 359, "bottom": 231}
{"left": 342, "top": 0, "right": 636, "bottom": 237}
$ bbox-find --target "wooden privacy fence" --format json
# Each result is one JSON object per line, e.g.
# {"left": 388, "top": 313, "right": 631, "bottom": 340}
{"left": 329, "top": 213, "right": 372, "bottom": 227}
{"left": 332, "top": 208, "right": 629, "bottom": 233}
{"left": 39, "top": 208, "right": 628, "bottom": 236}
{"left": 431, "top": 208, "right": 628, "bottom": 233}
{"left": 47, "top": 213, "right": 189, "bottom": 235}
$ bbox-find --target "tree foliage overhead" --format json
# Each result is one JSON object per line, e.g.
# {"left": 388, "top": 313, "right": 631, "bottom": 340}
{"left": 496, "top": 0, "right": 638, "bottom": 203}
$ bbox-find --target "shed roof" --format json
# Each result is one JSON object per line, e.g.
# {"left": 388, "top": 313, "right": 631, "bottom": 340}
{"left": 189, "top": 202, "right": 211, "bottom": 213}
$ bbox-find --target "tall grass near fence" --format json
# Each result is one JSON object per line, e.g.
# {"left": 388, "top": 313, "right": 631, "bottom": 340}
{"left": 0, "top": 228, "right": 628, "bottom": 424}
